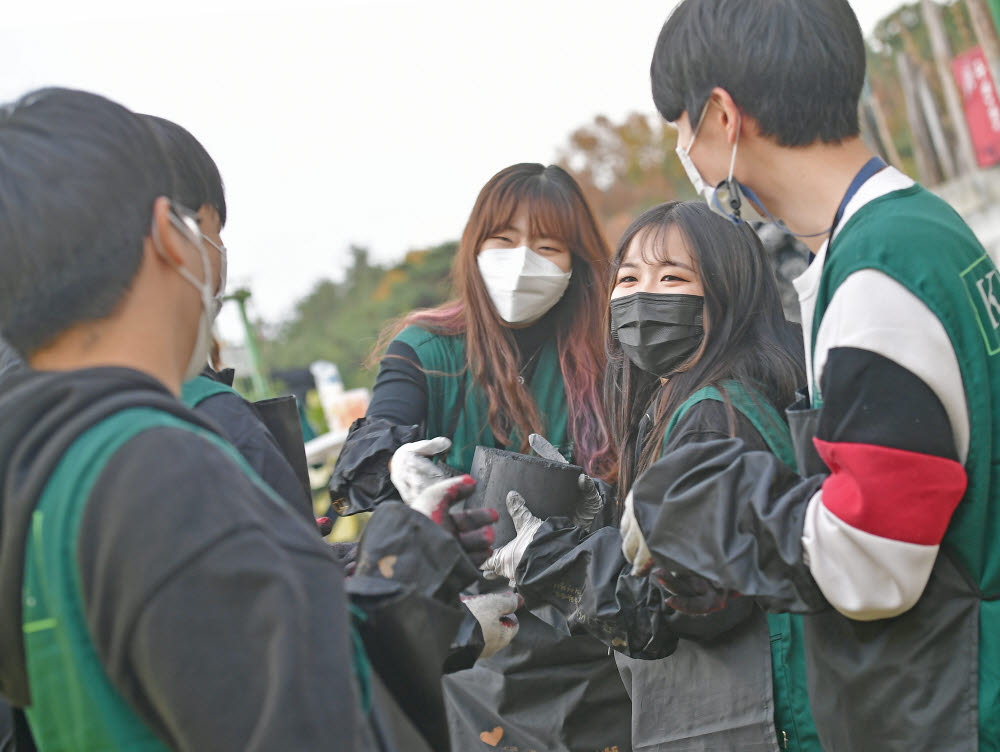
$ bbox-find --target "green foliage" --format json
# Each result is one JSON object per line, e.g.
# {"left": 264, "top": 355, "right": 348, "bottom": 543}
{"left": 261, "top": 242, "right": 456, "bottom": 389}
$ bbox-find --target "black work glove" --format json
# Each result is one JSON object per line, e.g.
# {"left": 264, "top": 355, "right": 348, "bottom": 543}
{"left": 650, "top": 564, "right": 732, "bottom": 615}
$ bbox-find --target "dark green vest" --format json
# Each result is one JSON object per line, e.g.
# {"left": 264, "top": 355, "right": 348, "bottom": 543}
{"left": 19, "top": 406, "right": 369, "bottom": 749}
{"left": 662, "top": 383, "right": 821, "bottom": 752}
{"left": 394, "top": 326, "right": 571, "bottom": 472}
{"left": 180, "top": 373, "right": 238, "bottom": 407}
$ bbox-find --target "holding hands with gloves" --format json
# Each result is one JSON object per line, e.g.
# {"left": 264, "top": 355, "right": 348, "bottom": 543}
{"left": 461, "top": 591, "right": 523, "bottom": 658}
{"left": 620, "top": 489, "right": 730, "bottom": 615}
{"left": 391, "top": 437, "right": 521, "bottom": 658}
{"left": 481, "top": 434, "right": 605, "bottom": 582}
{"left": 390, "top": 437, "right": 498, "bottom": 565}
{"left": 528, "top": 433, "right": 605, "bottom": 529}
{"left": 481, "top": 491, "right": 545, "bottom": 582}
{"left": 620, "top": 490, "right": 653, "bottom": 576}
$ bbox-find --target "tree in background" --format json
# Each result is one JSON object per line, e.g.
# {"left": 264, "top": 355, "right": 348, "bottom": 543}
{"left": 261, "top": 242, "right": 456, "bottom": 389}
{"left": 557, "top": 112, "right": 695, "bottom": 243}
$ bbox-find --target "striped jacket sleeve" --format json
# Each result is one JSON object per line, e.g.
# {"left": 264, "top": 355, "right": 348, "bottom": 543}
{"left": 802, "top": 269, "right": 969, "bottom": 620}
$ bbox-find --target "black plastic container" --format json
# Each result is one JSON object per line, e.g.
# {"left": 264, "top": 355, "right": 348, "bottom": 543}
{"left": 466, "top": 446, "right": 582, "bottom": 546}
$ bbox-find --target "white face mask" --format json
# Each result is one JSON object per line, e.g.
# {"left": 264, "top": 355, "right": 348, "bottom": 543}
{"left": 153, "top": 204, "right": 225, "bottom": 382}
{"left": 477, "top": 246, "right": 572, "bottom": 324}
{"left": 675, "top": 104, "right": 715, "bottom": 206}
{"left": 675, "top": 105, "right": 767, "bottom": 225}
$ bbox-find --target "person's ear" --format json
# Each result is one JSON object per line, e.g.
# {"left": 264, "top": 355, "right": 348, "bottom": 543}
{"left": 149, "top": 196, "right": 190, "bottom": 268}
{"left": 709, "top": 87, "right": 742, "bottom": 147}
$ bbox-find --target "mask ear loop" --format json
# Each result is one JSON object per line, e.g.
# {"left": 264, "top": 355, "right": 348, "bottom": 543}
{"left": 685, "top": 98, "right": 711, "bottom": 152}
{"left": 200, "top": 233, "right": 228, "bottom": 301}
{"left": 715, "top": 112, "right": 746, "bottom": 223}
{"left": 152, "top": 202, "right": 215, "bottom": 304}
{"left": 709, "top": 112, "right": 833, "bottom": 238}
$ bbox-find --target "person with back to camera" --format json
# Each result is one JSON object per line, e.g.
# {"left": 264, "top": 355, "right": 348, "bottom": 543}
{"left": 483, "top": 200, "right": 821, "bottom": 751}
{"left": 0, "top": 87, "right": 496, "bottom": 752}
{"left": 330, "top": 163, "right": 632, "bottom": 751}
{"left": 140, "top": 114, "right": 318, "bottom": 528}
{"left": 618, "top": 1, "right": 1000, "bottom": 749}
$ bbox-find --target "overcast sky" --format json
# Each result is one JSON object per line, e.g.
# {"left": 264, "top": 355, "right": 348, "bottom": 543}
{"left": 3, "top": 0, "right": 911, "bottom": 339}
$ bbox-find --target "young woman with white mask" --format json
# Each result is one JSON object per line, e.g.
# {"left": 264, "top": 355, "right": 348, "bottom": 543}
{"left": 329, "top": 162, "right": 630, "bottom": 752}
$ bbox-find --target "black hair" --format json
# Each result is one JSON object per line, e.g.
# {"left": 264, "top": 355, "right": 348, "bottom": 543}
{"left": 604, "top": 201, "right": 804, "bottom": 503}
{"left": 0, "top": 88, "right": 174, "bottom": 355}
{"left": 650, "top": 0, "right": 865, "bottom": 147}
{"left": 141, "top": 115, "right": 227, "bottom": 226}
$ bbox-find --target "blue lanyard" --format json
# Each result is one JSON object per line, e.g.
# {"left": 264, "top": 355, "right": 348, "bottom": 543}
{"left": 832, "top": 156, "right": 887, "bottom": 230}
{"left": 807, "top": 156, "right": 887, "bottom": 263}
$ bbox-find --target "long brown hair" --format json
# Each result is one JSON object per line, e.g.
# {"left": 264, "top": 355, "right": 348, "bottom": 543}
{"left": 375, "top": 163, "right": 616, "bottom": 479}
{"left": 604, "top": 202, "right": 804, "bottom": 505}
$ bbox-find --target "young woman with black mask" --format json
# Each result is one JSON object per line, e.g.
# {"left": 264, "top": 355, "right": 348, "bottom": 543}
{"left": 484, "top": 201, "right": 821, "bottom": 751}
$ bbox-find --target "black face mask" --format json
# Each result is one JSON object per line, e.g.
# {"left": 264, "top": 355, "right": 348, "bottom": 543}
{"left": 610, "top": 292, "right": 705, "bottom": 376}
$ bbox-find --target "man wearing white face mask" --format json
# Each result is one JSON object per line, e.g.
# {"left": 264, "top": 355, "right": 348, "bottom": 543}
{"left": 0, "top": 87, "right": 495, "bottom": 752}
{"left": 142, "top": 114, "right": 318, "bottom": 527}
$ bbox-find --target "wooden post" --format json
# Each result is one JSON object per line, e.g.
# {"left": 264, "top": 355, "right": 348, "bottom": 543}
{"left": 922, "top": 0, "right": 979, "bottom": 174}
{"left": 952, "top": 1, "right": 976, "bottom": 49}
{"left": 897, "top": 51, "right": 942, "bottom": 184}
{"left": 867, "top": 85, "right": 905, "bottom": 168}
{"left": 917, "top": 66, "right": 959, "bottom": 178}
{"left": 968, "top": 0, "right": 1000, "bottom": 87}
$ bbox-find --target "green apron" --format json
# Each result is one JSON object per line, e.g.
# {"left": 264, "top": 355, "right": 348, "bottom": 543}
{"left": 395, "top": 327, "right": 631, "bottom": 752}
{"left": 804, "top": 185, "right": 999, "bottom": 748}
{"left": 395, "top": 325, "right": 572, "bottom": 471}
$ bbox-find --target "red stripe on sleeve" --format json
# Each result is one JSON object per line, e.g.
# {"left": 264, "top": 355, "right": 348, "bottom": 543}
{"left": 813, "top": 438, "right": 967, "bottom": 546}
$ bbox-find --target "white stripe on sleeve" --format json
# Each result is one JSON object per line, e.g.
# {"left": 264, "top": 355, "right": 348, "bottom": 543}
{"left": 801, "top": 491, "right": 940, "bottom": 620}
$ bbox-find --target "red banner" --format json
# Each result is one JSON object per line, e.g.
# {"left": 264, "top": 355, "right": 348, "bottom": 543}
{"left": 952, "top": 46, "right": 1000, "bottom": 167}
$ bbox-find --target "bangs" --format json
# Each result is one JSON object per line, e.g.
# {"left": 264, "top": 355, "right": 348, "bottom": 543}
{"left": 523, "top": 188, "right": 578, "bottom": 246}
{"left": 636, "top": 222, "right": 686, "bottom": 267}
{"left": 479, "top": 172, "right": 579, "bottom": 248}
{"left": 614, "top": 214, "right": 698, "bottom": 274}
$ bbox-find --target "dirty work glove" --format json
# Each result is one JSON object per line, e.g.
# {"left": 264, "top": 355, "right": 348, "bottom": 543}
{"left": 620, "top": 490, "right": 653, "bottom": 576}
{"left": 481, "top": 491, "right": 545, "bottom": 582}
{"left": 461, "top": 591, "right": 523, "bottom": 659}
{"left": 528, "top": 433, "right": 603, "bottom": 529}
{"left": 390, "top": 436, "right": 452, "bottom": 504}
{"left": 405, "top": 474, "right": 499, "bottom": 567}
{"left": 651, "top": 566, "right": 731, "bottom": 615}
{"left": 316, "top": 516, "right": 335, "bottom": 536}
{"left": 449, "top": 502, "right": 500, "bottom": 567}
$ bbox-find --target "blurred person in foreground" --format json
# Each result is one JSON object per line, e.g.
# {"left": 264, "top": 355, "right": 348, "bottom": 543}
{"left": 0, "top": 87, "right": 491, "bottom": 752}
{"left": 141, "top": 113, "right": 316, "bottom": 527}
